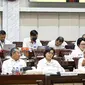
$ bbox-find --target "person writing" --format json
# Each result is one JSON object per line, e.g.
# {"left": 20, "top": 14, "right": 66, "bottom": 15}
{"left": 23, "top": 30, "right": 42, "bottom": 50}
{"left": 48, "top": 36, "right": 67, "bottom": 49}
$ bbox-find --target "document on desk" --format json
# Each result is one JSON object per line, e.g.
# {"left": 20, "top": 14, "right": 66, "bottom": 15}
{"left": 25, "top": 69, "right": 43, "bottom": 75}
{"left": 61, "top": 72, "right": 78, "bottom": 76}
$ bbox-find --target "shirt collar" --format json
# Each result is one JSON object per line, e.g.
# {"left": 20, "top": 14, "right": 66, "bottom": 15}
{"left": 44, "top": 58, "right": 53, "bottom": 64}
{"left": 10, "top": 57, "right": 20, "bottom": 62}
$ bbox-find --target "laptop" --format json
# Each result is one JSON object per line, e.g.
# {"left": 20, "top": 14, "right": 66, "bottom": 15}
{"left": 3, "top": 44, "right": 16, "bottom": 51}
{"left": 37, "top": 46, "right": 48, "bottom": 50}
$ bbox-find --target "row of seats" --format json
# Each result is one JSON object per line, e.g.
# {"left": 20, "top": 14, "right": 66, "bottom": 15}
{"left": 12, "top": 40, "right": 76, "bottom": 71}
{"left": 13, "top": 40, "right": 76, "bottom": 48}
{"left": 0, "top": 40, "right": 76, "bottom": 73}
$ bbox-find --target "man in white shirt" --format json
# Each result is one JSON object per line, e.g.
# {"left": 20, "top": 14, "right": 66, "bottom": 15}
{"left": 37, "top": 47, "right": 65, "bottom": 74}
{"left": 23, "top": 30, "right": 42, "bottom": 50}
{"left": 0, "top": 30, "right": 11, "bottom": 49}
{"left": 2, "top": 47, "right": 26, "bottom": 75}
{"left": 48, "top": 36, "right": 67, "bottom": 49}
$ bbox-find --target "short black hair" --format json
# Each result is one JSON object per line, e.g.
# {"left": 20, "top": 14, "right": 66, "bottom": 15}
{"left": 44, "top": 47, "right": 55, "bottom": 57}
{"left": 82, "top": 34, "right": 85, "bottom": 38}
{"left": 30, "top": 30, "right": 38, "bottom": 36}
{"left": 0, "top": 30, "right": 6, "bottom": 35}
{"left": 10, "top": 47, "right": 20, "bottom": 56}
{"left": 56, "top": 36, "right": 64, "bottom": 43}
{"left": 77, "top": 37, "right": 85, "bottom": 46}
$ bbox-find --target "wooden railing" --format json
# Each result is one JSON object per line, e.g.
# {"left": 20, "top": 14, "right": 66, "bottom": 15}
{"left": 0, "top": 74, "right": 85, "bottom": 85}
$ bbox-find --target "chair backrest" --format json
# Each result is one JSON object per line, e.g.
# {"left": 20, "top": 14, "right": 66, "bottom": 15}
{"left": 12, "top": 42, "right": 23, "bottom": 47}
{"left": 33, "top": 49, "right": 44, "bottom": 59}
{"left": 65, "top": 41, "right": 76, "bottom": 44}
{"left": 40, "top": 40, "right": 50, "bottom": 46}
{"left": 65, "top": 44, "right": 75, "bottom": 49}
{"left": 73, "top": 57, "right": 80, "bottom": 69}
{"left": 55, "top": 49, "right": 72, "bottom": 57}
{"left": 33, "top": 49, "right": 45, "bottom": 67}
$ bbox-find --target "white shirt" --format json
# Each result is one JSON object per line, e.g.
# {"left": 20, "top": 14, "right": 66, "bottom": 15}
{"left": 23, "top": 37, "right": 42, "bottom": 49}
{"left": 48, "top": 40, "right": 67, "bottom": 49}
{"left": 74, "top": 41, "right": 78, "bottom": 50}
{"left": 2, "top": 58, "right": 26, "bottom": 74}
{"left": 69, "top": 47, "right": 83, "bottom": 59}
{"left": 78, "top": 58, "right": 85, "bottom": 69}
{"left": 37, "top": 58, "right": 65, "bottom": 74}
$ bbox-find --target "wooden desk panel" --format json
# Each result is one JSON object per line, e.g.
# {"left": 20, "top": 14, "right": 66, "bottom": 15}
{"left": 0, "top": 74, "right": 85, "bottom": 85}
{"left": 45, "top": 74, "right": 85, "bottom": 85}
{"left": 0, "top": 75, "right": 45, "bottom": 85}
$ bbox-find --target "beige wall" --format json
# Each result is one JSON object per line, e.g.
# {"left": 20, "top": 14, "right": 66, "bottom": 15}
{"left": 1, "top": 0, "right": 85, "bottom": 41}
{"left": 20, "top": 12, "right": 85, "bottom": 41}
{"left": 0, "top": 0, "right": 2, "bottom": 7}
{"left": 20, "top": 13, "right": 38, "bottom": 41}
{"left": 0, "top": 12, "right": 2, "bottom": 30}
{"left": 19, "top": 0, "right": 28, "bottom": 7}
{"left": 19, "top": 0, "right": 85, "bottom": 41}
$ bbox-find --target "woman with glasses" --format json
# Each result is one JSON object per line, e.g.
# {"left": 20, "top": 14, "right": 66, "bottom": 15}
{"left": 37, "top": 47, "right": 65, "bottom": 74}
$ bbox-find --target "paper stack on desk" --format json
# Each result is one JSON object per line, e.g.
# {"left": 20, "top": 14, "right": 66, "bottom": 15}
{"left": 25, "top": 69, "right": 43, "bottom": 75}
{"left": 61, "top": 72, "right": 78, "bottom": 76}
{"left": 73, "top": 68, "right": 85, "bottom": 74}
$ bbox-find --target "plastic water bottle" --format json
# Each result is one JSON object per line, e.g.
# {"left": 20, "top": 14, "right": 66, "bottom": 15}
{"left": 20, "top": 67, "right": 23, "bottom": 74}
{"left": 12, "top": 67, "right": 16, "bottom": 75}
{"left": 15, "top": 67, "right": 20, "bottom": 75}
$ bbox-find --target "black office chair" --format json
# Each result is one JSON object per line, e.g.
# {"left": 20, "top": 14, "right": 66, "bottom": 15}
{"left": 65, "top": 44, "right": 75, "bottom": 49}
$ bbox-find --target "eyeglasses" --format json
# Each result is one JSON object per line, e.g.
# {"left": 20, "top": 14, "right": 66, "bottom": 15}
{"left": 80, "top": 44, "right": 85, "bottom": 46}
{"left": 48, "top": 52, "right": 54, "bottom": 55}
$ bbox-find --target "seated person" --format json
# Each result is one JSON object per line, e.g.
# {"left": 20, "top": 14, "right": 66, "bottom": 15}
{"left": 47, "top": 36, "right": 67, "bottom": 49}
{"left": 2, "top": 47, "right": 26, "bottom": 75}
{"left": 0, "top": 30, "right": 11, "bottom": 49}
{"left": 78, "top": 49, "right": 85, "bottom": 70}
{"left": 75, "top": 34, "right": 85, "bottom": 50}
{"left": 23, "top": 30, "right": 42, "bottom": 50}
{"left": 69, "top": 37, "right": 85, "bottom": 59}
{"left": 37, "top": 47, "right": 65, "bottom": 74}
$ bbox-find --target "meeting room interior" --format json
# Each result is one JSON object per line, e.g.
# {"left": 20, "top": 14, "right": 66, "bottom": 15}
{"left": 0, "top": 0, "right": 85, "bottom": 85}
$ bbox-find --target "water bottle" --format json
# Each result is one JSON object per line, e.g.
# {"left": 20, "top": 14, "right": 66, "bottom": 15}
{"left": 12, "top": 67, "right": 16, "bottom": 75}
{"left": 15, "top": 67, "right": 20, "bottom": 75}
{"left": 20, "top": 67, "right": 23, "bottom": 74}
